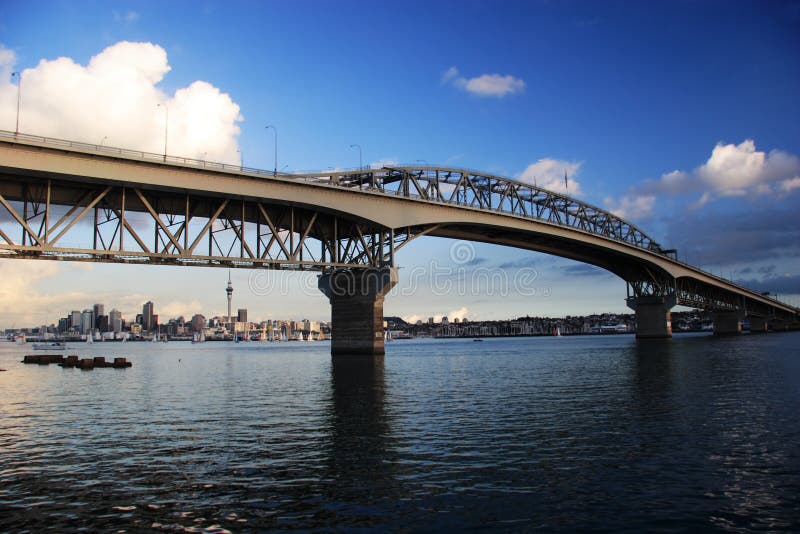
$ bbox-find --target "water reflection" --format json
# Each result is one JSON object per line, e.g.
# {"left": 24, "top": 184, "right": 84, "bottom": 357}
{"left": 322, "top": 355, "right": 405, "bottom": 525}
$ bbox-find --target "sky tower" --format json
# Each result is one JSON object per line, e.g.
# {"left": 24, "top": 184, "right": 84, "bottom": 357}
{"left": 226, "top": 271, "right": 233, "bottom": 325}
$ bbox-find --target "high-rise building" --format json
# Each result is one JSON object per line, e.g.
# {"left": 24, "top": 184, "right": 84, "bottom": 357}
{"left": 142, "top": 301, "right": 154, "bottom": 332}
{"left": 109, "top": 309, "right": 123, "bottom": 333}
{"left": 81, "top": 309, "right": 94, "bottom": 335}
{"left": 93, "top": 304, "right": 106, "bottom": 331}
{"left": 237, "top": 308, "right": 247, "bottom": 323}
{"left": 69, "top": 310, "right": 81, "bottom": 330}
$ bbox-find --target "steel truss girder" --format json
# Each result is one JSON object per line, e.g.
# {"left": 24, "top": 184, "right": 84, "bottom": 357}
{"left": 626, "top": 275, "right": 783, "bottom": 316}
{"left": 674, "top": 277, "right": 740, "bottom": 311}
{"left": 323, "top": 167, "right": 664, "bottom": 253}
{"left": 0, "top": 178, "right": 411, "bottom": 271}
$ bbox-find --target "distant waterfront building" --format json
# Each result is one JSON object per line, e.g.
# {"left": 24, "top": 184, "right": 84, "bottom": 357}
{"left": 142, "top": 301, "right": 154, "bottom": 332}
{"left": 93, "top": 304, "right": 104, "bottom": 319}
{"left": 69, "top": 310, "right": 81, "bottom": 330}
{"left": 80, "top": 309, "right": 94, "bottom": 335}
{"left": 109, "top": 309, "right": 122, "bottom": 333}
{"left": 237, "top": 308, "right": 247, "bottom": 323}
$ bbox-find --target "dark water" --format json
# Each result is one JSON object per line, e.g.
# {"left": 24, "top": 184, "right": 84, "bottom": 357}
{"left": 1, "top": 333, "right": 799, "bottom": 532}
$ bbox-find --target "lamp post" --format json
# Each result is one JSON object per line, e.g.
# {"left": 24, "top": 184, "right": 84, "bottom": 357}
{"left": 350, "top": 144, "right": 362, "bottom": 170}
{"left": 265, "top": 125, "right": 277, "bottom": 176}
{"left": 11, "top": 71, "right": 21, "bottom": 136}
{"left": 157, "top": 103, "right": 169, "bottom": 161}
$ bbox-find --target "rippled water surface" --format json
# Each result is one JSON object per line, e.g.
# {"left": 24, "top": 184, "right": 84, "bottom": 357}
{"left": 1, "top": 333, "right": 799, "bottom": 532}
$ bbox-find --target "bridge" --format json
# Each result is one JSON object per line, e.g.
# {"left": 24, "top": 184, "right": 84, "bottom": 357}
{"left": 0, "top": 130, "right": 797, "bottom": 354}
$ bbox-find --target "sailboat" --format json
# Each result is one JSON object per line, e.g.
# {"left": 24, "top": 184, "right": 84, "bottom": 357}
{"left": 86, "top": 333, "right": 94, "bottom": 344}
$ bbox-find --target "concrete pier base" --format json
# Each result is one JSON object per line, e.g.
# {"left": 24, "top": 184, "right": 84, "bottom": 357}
{"left": 713, "top": 310, "right": 743, "bottom": 336}
{"left": 748, "top": 316, "right": 768, "bottom": 334}
{"left": 627, "top": 295, "right": 674, "bottom": 339}
{"left": 319, "top": 267, "right": 398, "bottom": 356}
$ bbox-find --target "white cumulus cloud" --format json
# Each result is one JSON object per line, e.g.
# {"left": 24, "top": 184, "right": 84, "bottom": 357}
{"left": 0, "top": 41, "right": 242, "bottom": 163}
{"left": 442, "top": 66, "right": 525, "bottom": 98}
{"left": 604, "top": 194, "right": 656, "bottom": 220}
{"left": 635, "top": 139, "right": 799, "bottom": 202}
{"left": 517, "top": 158, "right": 582, "bottom": 195}
{"left": 0, "top": 260, "right": 89, "bottom": 327}
{"left": 698, "top": 139, "right": 768, "bottom": 195}
{"left": 607, "top": 139, "right": 800, "bottom": 219}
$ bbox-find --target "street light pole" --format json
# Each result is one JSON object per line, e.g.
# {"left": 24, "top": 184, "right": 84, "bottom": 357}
{"left": 265, "top": 125, "right": 277, "bottom": 176}
{"left": 157, "top": 103, "right": 169, "bottom": 161}
{"left": 11, "top": 71, "right": 21, "bottom": 136}
{"left": 350, "top": 144, "right": 362, "bottom": 170}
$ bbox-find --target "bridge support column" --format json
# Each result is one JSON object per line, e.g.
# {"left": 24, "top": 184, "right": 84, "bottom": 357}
{"left": 319, "top": 267, "right": 398, "bottom": 356}
{"left": 627, "top": 295, "right": 674, "bottom": 339}
{"left": 748, "top": 316, "right": 768, "bottom": 334}
{"left": 713, "top": 310, "right": 743, "bottom": 336}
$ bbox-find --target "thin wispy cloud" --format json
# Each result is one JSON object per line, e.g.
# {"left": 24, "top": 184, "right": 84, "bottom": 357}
{"left": 442, "top": 66, "right": 525, "bottom": 98}
{"left": 114, "top": 11, "right": 140, "bottom": 23}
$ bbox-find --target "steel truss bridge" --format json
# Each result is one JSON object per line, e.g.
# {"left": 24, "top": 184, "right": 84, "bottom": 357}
{"left": 0, "top": 130, "right": 797, "bottom": 325}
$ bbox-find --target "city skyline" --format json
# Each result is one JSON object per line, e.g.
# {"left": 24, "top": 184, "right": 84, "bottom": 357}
{"left": 1, "top": 1, "right": 799, "bottom": 328}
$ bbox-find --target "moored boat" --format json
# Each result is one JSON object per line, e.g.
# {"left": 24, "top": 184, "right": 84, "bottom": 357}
{"left": 32, "top": 342, "right": 67, "bottom": 351}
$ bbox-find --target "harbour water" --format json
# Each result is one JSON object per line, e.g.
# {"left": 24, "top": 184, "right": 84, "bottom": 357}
{"left": 1, "top": 333, "right": 799, "bottom": 532}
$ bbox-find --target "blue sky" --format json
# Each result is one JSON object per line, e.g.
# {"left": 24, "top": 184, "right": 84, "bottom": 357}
{"left": 1, "top": 0, "right": 799, "bottom": 327}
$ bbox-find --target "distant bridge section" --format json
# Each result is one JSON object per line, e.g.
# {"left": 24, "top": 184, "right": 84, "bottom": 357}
{"left": 0, "top": 130, "right": 797, "bottom": 353}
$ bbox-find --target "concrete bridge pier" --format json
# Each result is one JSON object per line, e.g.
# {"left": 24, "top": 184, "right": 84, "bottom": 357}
{"left": 713, "top": 310, "right": 744, "bottom": 336}
{"left": 627, "top": 295, "right": 675, "bottom": 339}
{"left": 319, "top": 267, "right": 398, "bottom": 356}
{"left": 748, "top": 316, "right": 768, "bottom": 334}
